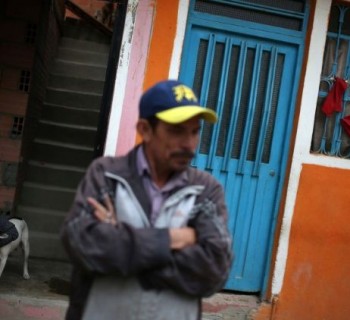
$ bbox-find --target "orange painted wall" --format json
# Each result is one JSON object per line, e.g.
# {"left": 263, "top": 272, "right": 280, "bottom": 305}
{"left": 143, "top": 0, "right": 179, "bottom": 90}
{"left": 135, "top": 0, "right": 180, "bottom": 144}
{"left": 269, "top": 164, "right": 350, "bottom": 320}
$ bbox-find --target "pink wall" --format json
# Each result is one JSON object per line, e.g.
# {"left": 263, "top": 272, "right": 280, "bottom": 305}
{"left": 115, "top": 0, "right": 155, "bottom": 156}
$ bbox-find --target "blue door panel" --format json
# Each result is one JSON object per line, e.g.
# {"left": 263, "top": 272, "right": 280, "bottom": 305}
{"left": 180, "top": 21, "right": 302, "bottom": 291}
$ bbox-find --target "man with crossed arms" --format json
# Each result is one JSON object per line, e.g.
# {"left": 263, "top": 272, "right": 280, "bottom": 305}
{"left": 61, "top": 79, "right": 233, "bottom": 320}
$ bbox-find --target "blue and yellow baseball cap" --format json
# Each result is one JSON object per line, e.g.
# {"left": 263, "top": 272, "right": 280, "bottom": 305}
{"left": 139, "top": 80, "right": 217, "bottom": 124}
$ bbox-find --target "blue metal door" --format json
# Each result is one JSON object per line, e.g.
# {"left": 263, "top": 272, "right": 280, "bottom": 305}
{"left": 179, "top": 1, "right": 308, "bottom": 292}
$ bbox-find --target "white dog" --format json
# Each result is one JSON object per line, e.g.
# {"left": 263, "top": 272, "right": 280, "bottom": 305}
{"left": 0, "top": 218, "right": 30, "bottom": 279}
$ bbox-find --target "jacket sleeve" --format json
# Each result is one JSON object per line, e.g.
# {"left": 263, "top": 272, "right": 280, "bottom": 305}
{"left": 139, "top": 179, "right": 233, "bottom": 297}
{"left": 60, "top": 158, "right": 172, "bottom": 276}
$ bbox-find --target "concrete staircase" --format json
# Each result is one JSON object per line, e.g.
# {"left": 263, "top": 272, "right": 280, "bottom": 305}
{"left": 15, "top": 18, "right": 111, "bottom": 260}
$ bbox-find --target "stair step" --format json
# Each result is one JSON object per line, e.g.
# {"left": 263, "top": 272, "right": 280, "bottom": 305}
{"left": 30, "top": 139, "right": 94, "bottom": 168}
{"left": 26, "top": 161, "right": 85, "bottom": 189}
{"left": 59, "top": 37, "right": 110, "bottom": 53}
{"left": 40, "top": 120, "right": 96, "bottom": 130}
{"left": 57, "top": 47, "right": 109, "bottom": 66}
{"left": 26, "top": 230, "right": 68, "bottom": 261}
{"left": 41, "top": 103, "right": 100, "bottom": 127}
{"left": 36, "top": 120, "right": 96, "bottom": 147}
{"left": 16, "top": 205, "right": 67, "bottom": 235}
{"left": 45, "top": 87, "right": 102, "bottom": 110}
{"left": 12, "top": 17, "right": 111, "bottom": 262}
{"left": 51, "top": 59, "right": 107, "bottom": 81}
{"left": 19, "top": 183, "right": 76, "bottom": 212}
{"left": 48, "top": 74, "right": 105, "bottom": 94}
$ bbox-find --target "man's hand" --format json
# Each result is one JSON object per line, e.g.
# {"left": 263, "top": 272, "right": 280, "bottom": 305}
{"left": 87, "top": 195, "right": 117, "bottom": 226}
{"left": 169, "top": 227, "right": 196, "bottom": 250}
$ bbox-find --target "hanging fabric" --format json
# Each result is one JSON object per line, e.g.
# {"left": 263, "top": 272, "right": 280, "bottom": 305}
{"left": 340, "top": 115, "right": 350, "bottom": 137}
{"left": 321, "top": 77, "right": 347, "bottom": 116}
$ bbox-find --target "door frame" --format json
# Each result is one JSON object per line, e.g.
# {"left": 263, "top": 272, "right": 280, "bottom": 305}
{"left": 178, "top": 0, "right": 309, "bottom": 295}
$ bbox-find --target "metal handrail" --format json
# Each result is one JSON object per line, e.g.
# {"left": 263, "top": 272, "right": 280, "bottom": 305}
{"left": 93, "top": 0, "right": 128, "bottom": 157}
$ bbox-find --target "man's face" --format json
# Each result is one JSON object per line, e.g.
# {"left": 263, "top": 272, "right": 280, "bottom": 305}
{"left": 143, "top": 116, "right": 201, "bottom": 174}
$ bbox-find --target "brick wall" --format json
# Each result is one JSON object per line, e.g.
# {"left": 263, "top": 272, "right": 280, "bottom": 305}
{"left": 0, "top": 0, "right": 35, "bottom": 213}
{"left": 14, "top": 0, "right": 65, "bottom": 211}
{"left": 0, "top": 0, "right": 64, "bottom": 214}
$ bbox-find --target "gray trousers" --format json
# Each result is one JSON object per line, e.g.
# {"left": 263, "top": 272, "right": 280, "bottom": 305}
{"left": 83, "top": 276, "right": 199, "bottom": 320}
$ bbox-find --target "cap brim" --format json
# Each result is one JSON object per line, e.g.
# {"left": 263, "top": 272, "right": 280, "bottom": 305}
{"left": 155, "top": 106, "right": 217, "bottom": 124}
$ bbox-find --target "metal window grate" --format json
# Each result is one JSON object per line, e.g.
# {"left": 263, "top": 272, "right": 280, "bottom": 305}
{"left": 11, "top": 116, "right": 24, "bottom": 139}
{"left": 193, "top": 40, "right": 208, "bottom": 105}
{"left": 244, "top": 0, "right": 305, "bottom": 12}
{"left": 26, "top": 23, "right": 37, "bottom": 44}
{"left": 193, "top": 34, "right": 284, "bottom": 167}
{"left": 247, "top": 51, "right": 270, "bottom": 161}
{"left": 193, "top": 39, "right": 211, "bottom": 155}
{"left": 231, "top": 48, "right": 255, "bottom": 160}
{"left": 311, "top": 4, "right": 350, "bottom": 158}
{"left": 216, "top": 45, "right": 240, "bottom": 157}
{"left": 263, "top": 54, "right": 284, "bottom": 163}
{"left": 199, "top": 42, "right": 224, "bottom": 155}
{"left": 19, "top": 70, "right": 31, "bottom": 92}
{"left": 328, "top": 5, "right": 350, "bottom": 36}
{"left": 194, "top": 0, "right": 305, "bottom": 31}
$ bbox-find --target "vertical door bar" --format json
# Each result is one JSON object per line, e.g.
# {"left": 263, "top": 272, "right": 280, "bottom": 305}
{"left": 252, "top": 48, "right": 278, "bottom": 176}
{"left": 192, "top": 34, "right": 216, "bottom": 166}
{"left": 237, "top": 45, "right": 262, "bottom": 174}
{"left": 223, "top": 42, "right": 247, "bottom": 172}
{"left": 206, "top": 38, "right": 233, "bottom": 169}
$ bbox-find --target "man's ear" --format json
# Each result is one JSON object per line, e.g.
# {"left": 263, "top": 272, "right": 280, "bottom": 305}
{"left": 136, "top": 119, "right": 152, "bottom": 142}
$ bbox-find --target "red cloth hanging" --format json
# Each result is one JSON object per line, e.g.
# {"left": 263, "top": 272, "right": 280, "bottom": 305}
{"left": 340, "top": 115, "right": 350, "bottom": 137}
{"left": 321, "top": 77, "right": 348, "bottom": 116}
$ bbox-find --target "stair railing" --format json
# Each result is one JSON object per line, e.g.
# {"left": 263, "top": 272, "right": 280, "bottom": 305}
{"left": 94, "top": 0, "right": 128, "bottom": 157}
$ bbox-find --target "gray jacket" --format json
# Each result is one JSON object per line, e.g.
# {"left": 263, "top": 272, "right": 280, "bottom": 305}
{"left": 61, "top": 146, "right": 233, "bottom": 320}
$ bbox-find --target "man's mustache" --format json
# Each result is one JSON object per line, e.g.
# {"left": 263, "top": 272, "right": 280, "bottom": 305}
{"left": 170, "top": 150, "right": 195, "bottom": 158}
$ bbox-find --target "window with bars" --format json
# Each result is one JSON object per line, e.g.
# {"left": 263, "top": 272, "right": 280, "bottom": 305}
{"left": 311, "top": 4, "right": 350, "bottom": 158}
{"left": 11, "top": 116, "right": 24, "bottom": 139}
{"left": 26, "top": 23, "right": 37, "bottom": 44}
{"left": 19, "top": 70, "right": 31, "bottom": 92}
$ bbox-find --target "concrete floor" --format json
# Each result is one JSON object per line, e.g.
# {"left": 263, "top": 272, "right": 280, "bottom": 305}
{"left": 0, "top": 254, "right": 70, "bottom": 320}
{"left": 0, "top": 254, "right": 260, "bottom": 320}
